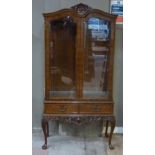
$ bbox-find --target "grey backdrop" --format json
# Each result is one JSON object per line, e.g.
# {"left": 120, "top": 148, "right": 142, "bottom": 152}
{"left": 32, "top": 0, "right": 123, "bottom": 133}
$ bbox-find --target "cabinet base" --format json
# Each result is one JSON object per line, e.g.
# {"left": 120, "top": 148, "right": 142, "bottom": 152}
{"left": 41, "top": 115, "right": 115, "bottom": 150}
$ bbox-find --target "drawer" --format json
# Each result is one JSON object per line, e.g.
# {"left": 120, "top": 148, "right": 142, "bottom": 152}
{"left": 79, "top": 104, "right": 113, "bottom": 114}
{"left": 44, "top": 104, "right": 78, "bottom": 114}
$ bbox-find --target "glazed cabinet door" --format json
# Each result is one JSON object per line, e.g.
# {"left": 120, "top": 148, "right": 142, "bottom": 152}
{"left": 44, "top": 14, "right": 80, "bottom": 99}
{"left": 82, "top": 14, "right": 115, "bottom": 99}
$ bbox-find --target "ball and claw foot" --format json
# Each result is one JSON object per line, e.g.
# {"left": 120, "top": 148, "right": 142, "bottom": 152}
{"left": 109, "top": 144, "right": 114, "bottom": 150}
{"left": 42, "top": 144, "right": 47, "bottom": 150}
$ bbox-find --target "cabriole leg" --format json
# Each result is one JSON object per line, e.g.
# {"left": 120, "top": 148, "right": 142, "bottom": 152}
{"left": 98, "top": 120, "right": 104, "bottom": 137}
{"left": 108, "top": 117, "right": 116, "bottom": 150}
{"left": 42, "top": 118, "right": 48, "bottom": 150}
{"left": 105, "top": 120, "right": 109, "bottom": 137}
{"left": 46, "top": 121, "right": 49, "bottom": 137}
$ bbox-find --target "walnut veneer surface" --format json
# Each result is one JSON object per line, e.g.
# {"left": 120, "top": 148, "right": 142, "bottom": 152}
{"left": 41, "top": 3, "right": 117, "bottom": 150}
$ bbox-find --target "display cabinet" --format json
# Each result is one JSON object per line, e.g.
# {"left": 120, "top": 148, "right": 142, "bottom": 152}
{"left": 42, "top": 3, "right": 117, "bottom": 150}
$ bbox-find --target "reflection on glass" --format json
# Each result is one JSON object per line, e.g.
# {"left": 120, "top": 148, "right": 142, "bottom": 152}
{"left": 88, "top": 18, "right": 110, "bottom": 41}
{"left": 83, "top": 18, "right": 110, "bottom": 97}
{"left": 50, "top": 17, "right": 76, "bottom": 97}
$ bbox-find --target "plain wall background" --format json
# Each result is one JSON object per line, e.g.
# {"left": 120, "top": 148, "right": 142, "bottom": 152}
{"left": 32, "top": 0, "right": 123, "bottom": 131}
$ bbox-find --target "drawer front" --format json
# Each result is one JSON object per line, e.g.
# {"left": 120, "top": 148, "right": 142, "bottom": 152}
{"left": 44, "top": 104, "right": 78, "bottom": 114}
{"left": 79, "top": 104, "right": 113, "bottom": 114}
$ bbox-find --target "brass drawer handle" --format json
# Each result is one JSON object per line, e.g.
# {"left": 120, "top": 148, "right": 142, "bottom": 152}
{"left": 92, "top": 105, "right": 101, "bottom": 112}
{"left": 59, "top": 106, "right": 67, "bottom": 112}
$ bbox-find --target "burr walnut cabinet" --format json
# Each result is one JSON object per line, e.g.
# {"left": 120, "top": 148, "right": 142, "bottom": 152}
{"left": 42, "top": 3, "right": 117, "bottom": 150}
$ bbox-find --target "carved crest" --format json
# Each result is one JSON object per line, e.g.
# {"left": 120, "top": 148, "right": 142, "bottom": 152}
{"left": 71, "top": 3, "right": 92, "bottom": 17}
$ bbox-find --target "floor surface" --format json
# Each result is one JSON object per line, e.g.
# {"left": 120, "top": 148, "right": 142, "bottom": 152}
{"left": 32, "top": 132, "right": 122, "bottom": 155}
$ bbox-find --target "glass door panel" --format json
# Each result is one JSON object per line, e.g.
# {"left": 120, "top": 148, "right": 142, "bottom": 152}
{"left": 83, "top": 17, "right": 110, "bottom": 98}
{"left": 49, "top": 17, "right": 77, "bottom": 97}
